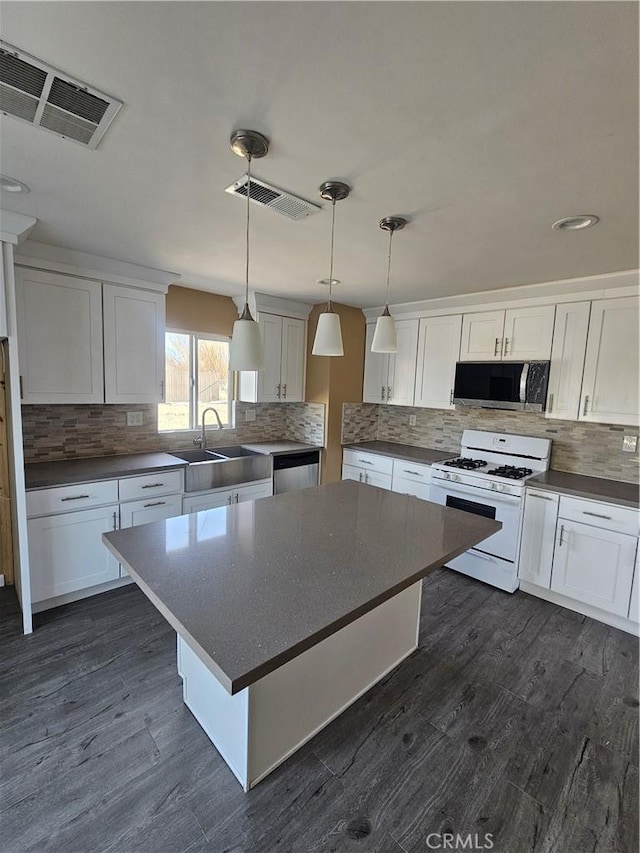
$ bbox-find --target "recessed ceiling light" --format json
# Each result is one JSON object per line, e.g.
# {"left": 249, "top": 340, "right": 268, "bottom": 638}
{"left": 0, "top": 175, "right": 30, "bottom": 194}
{"left": 552, "top": 215, "right": 599, "bottom": 231}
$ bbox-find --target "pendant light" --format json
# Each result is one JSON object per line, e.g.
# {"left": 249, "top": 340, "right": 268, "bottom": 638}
{"left": 371, "top": 216, "right": 407, "bottom": 353}
{"left": 228, "top": 129, "right": 269, "bottom": 371}
{"left": 312, "top": 181, "right": 350, "bottom": 357}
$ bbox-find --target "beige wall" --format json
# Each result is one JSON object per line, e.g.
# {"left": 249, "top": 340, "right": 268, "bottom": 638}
{"left": 166, "top": 285, "right": 238, "bottom": 336}
{"left": 306, "top": 302, "right": 365, "bottom": 483}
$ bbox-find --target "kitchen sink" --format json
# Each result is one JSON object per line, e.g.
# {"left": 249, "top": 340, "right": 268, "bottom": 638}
{"left": 169, "top": 446, "right": 272, "bottom": 493}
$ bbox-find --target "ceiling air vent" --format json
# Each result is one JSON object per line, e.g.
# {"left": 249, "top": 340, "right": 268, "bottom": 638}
{"left": 0, "top": 41, "right": 123, "bottom": 149}
{"left": 225, "top": 174, "right": 320, "bottom": 221}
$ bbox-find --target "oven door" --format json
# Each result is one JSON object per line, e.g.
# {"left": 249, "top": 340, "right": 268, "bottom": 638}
{"left": 430, "top": 478, "right": 521, "bottom": 561}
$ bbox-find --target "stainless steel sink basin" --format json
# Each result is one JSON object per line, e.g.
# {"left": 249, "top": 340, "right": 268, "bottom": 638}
{"left": 169, "top": 447, "right": 272, "bottom": 493}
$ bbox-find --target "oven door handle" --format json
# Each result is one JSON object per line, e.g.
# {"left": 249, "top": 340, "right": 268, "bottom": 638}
{"left": 519, "top": 363, "right": 530, "bottom": 405}
{"left": 431, "top": 480, "right": 521, "bottom": 505}
{"left": 468, "top": 549, "right": 496, "bottom": 562}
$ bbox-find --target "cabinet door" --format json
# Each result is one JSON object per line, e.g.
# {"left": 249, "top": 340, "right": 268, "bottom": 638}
{"left": 183, "top": 491, "right": 233, "bottom": 513}
{"left": 16, "top": 268, "right": 104, "bottom": 404}
{"left": 28, "top": 505, "right": 120, "bottom": 602}
{"left": 629, "top": 548, "right": 639, "bottom": 622}
{"left": 234, "top": 482, "right": 273, "bottom": 503}
{"left": 545, "top": 302, "right": 590, "bottom": 421}
{"left": 580, "top": 297, "right": 639, "bottom": 426}
{"left": 459, "top": 311, "right": 504, "bottom": 361}
{"left": 257, "top": 314, "right": 284, "bottom": 403}
{"left": 119, "top": 494, "right": 183, "bottom": 577}
{"left": 386, "top": 319, "right": 419, "bottom": 406}
{"left": 362, "top": 470, "right": 392, "bottom": 490}
{"left": 363, "top": 322, "right": 389, "bottom": 403}
{"left": 551, "top": 519, "right": 637, "bottom": 616}
{"left": 103, "top": 284, "right": 165, "bottom": 404}
{"left": 391, "top": 476, "right": 431, "bottom": 501}
{"left": 518, "top": 489, "right": 559, "bottom": 587}
{"left": 414, "top": 314, "right": 462, "bottom": 409}
{"left": 342, "top": 464, "right": 364, "bottom": 482}
{"left": 280, "top": 317, "right": 305, "bottom": 402}
{"left": 502, "top": 305, "right": 555, "bottom": 361}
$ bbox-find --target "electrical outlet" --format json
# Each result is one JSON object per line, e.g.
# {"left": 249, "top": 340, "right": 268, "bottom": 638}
{"left": 244, "top": 409, "right": 256, "bottom": 422}
{"left": 127, "top": 411, "right": 143, "bottom": 427}
{"left": 622, "top": 435, "right": 638, "bottom": 453}
{"left": 409, "top": 414, "right": 417, "bottom": 426}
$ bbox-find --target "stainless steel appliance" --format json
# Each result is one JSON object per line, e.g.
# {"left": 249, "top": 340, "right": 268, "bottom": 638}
{"left": 453, "top": 361, "right": 550, "bottom": 411}
{"left": 430, "top": 430, "right": 551, "bottom": 592}
{"left": 273, "top": 450, "right": 320, "bottom": 494}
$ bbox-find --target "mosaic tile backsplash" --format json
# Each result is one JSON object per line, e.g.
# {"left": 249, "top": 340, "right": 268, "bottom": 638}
{"left": 23, "top": 402, "right": 325, "bottom": 463}
{"left": 342, "top": 403, "right": 640, "bottom": 484}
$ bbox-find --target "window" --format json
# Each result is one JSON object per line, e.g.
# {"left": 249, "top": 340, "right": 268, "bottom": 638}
{"left": 158, "top": 331, "right": 233, "bottom": 431}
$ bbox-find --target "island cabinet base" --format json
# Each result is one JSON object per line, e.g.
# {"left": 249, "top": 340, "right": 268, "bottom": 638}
{"left": 177, "top": 581, "right": 423, "bottom": 791}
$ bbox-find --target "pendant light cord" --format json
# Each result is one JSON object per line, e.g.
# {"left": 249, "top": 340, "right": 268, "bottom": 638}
{"left": 328, "top": 199, "right": 336, "bottom": 311}
{"left": 245, "top": 154, "right": 251, "bottom": 306}
{"left": 385, "top": 228, "right": 394, "bottom": 310}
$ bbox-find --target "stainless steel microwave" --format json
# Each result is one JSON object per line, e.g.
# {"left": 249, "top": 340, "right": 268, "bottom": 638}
{"left": 453, "top": 361, "right": 550, "bottom": 411}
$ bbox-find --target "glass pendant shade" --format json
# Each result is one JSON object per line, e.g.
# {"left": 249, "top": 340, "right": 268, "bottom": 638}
{"left": 371, "top": 311, "right": 397, "bottom": 353}
{"left": 229, "top": 315, "right": 264, "bottom": 371}
{"left": 312, "top": 311, "right": 344, "bottom": 356}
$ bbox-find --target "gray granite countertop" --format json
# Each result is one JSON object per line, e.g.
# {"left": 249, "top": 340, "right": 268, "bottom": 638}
{"left": 240, "top": 441, "right": 322, "bottom": 456}
{"left": 103, "top": 480, "right": 500, "bottom": 694}
{"left": 24, "top": 452, "right": 187, "bottom": 490}
{"left": 528, "top": 471, "right": 639, "bottom": 509}
{"left": 343, "top": 440, "right": 454, "bottom": 466}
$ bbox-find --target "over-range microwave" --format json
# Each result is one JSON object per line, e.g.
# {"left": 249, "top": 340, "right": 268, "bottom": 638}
{"left": 453, "top": 361, "right": 550, "bottom": 412}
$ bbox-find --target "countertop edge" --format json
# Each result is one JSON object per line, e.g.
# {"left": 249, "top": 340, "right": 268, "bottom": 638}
{"left": 24, "top": 455, "right": 188, "bottom": 491}
{"left": 527, "top": 474, "right": 639, "bottom": 509}
{"left": 342, "top": 441, "right": 453, "bottom": 465}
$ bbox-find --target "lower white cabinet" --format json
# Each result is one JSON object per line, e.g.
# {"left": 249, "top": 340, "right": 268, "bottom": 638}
{"left": 391, "top": 477, "right": 431, "bottom": 501}
{"left": 341, "top": 462, "right": 392, "bottom": 490}
{"left": 28, "top": 504, "right": 120, "bottom": 603}
{"left": 550, "top": 519, "right": 637, "bottom": 617}
{"left": 183, "top": 481, "right": 272, "bottom": 513}
{"left": 630, "top": 549, "right": 639, "bottom": 622}
{"left": 119, "top": 493, "right": 183, "bottom": 577}
{"left": 518, "top": 489, "right": 559, "bottom": 587}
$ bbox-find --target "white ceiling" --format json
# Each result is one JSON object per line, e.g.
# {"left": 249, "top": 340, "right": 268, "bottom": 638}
{"left": 1, "top": 2, "right": 638, "bottom": 308}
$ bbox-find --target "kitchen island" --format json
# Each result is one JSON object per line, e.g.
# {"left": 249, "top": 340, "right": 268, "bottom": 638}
{"left": 103, "top": 480, "right": 500, "bottom": 790}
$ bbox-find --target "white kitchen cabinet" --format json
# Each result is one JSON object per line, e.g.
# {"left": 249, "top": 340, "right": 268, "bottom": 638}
{"left": 629, "top": 549, "right": 639, "bottom": 623}
{"left": 341, "top": 451, "right": 393, "bottom": 490}
{"left": 238, "top": 313, "right": 306, "bottom": 403}
{"left": 362, "top": 319, "right": 418, "bottom": 406}
{"left": 518, "top": 489, "right": 559, "bottom": 587}
{"left": 16, "top": 268, "right": 104, "bottom": 404}
{"left": 234, "top": 482, "right": 272, "bottom": 503}
{"left": 28, "top": 504, "right": 120, "bottom": 602}
{"left": 341, "top": 464, "right": 364, "bottom": 483}
{"left": 119, "top": 493, "right": 183, "bottom": 578}
{"left": 545, "top": 302, "right": 590, "bottom": 421}
{"left": 551, "top": 519, "right": 637, "bottom": 617}
{"left": 579, "top": 296, "right": 639, "bottom": 426}
{"left": 103, "top": 284, "right": 165, "bottom": 404}
{"left": 459, "top": 306, "right": 555, "bottom": 362}
{"left": 414, "top": 314, "right": 462, "bottom": 409}
{"left": 391, "top": 477, "right": 431, "bottom": 501}
{"left": 183, "top": 480, "right": 272, "bottom": 513}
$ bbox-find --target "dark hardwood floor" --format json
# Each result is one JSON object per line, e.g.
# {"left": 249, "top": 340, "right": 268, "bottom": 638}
{"left": 1, "top": 569, "right": 638, "bottom": 853}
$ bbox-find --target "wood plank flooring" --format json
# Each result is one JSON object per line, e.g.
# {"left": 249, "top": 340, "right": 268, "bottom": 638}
{"left": 1, "top": 569, "right": 637, "bottom": 853}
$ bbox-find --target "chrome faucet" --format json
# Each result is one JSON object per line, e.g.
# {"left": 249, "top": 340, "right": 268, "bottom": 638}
{"left": 194, "top": 407, "right": 224, "bottom": 450}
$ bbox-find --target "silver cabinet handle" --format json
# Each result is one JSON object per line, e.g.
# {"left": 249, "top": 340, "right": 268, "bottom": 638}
{"left": 503, "top": 337, "right": 510, "bottom": 356}
{"left": 387, "top": 386, "right": 392, "bottom": 400}
{"left": 583, "top": 511, "right": 612, "bottom": 520}
{"left": 494, "top": 337, "right": 500, "bottom": 357}
{"left": 358, "top": 459, "right": 373, "bottom": 465}
{"left": 547, "top": 393, "right": 554, "bottom": 413}
{"left": 403, "top": 469, "right": 422, "bottom": 477}
{"left": 282, "top": 383, "right": 287, "bottom": 399}
{"left": 364, "top": 472, "right": 369, "bottom": 484}
{"left": 143, "top": 501, "right": 166, "bottom": 508}
{"left": 381, "top": 385, "right": 386, "bottom": 401}
{"left": 558, "top": 524, "right": 565, "bottom": 546}
{"left": 450, "top": 389, "right": 454, "bottom": 406}
{"left": 227, "top": 495, "right": 232, "bottom": 504}
{"left": 160, "top": 380, "right": 165, "bottom": 402}
{"left": 61, "top": 494, "right": 91, "bottom": 502}
{"left": 529, "top": 493, "right": 553, "bottom": 501}
{"left": 358, "top": 472, "right": 363, "bottom": 482}
{"left": 112, "top": 511, "right": 118, "bottom": 530}
{"left": 276, "top": 383, "right": 281, "bottom": 399}
{"left": 583, "top": 395, "right": 589, "bottom": 416}
{"left": 141, "top": 483, "right": 165, "bottom": 489}
{"left": 235, "top": 494, "right": 239, "bottom": 503}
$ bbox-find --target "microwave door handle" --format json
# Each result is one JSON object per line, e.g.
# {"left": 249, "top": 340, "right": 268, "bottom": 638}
{"left": 519, "top": 363, "right": 530, "bottom": 405}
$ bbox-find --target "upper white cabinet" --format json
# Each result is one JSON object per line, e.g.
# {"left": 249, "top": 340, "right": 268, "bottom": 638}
{"left": 238, "top": 313, "right": 306, "bottom": 403}
{"left": 363, "top": 319, "right": 418, "bottom": 406}
{"left": 414, "top": 314, "right": 462, "bottom": 409}
{"left": 579, "top": 296, "right": 639, "bottom": 426}
{"left": 103, "top": 284, "right": 165, "bottom": 404}
{"left": 16, "top": 268, "right": 166, "bottom": 405}
{"left": 459, "top": 306, "right": 555, "bottom": 362}
{"left": 16, "top": 268, "right": 104, "bottom": 404}
{"left": 545, "top": 302, "right": 590, "bottom": 421}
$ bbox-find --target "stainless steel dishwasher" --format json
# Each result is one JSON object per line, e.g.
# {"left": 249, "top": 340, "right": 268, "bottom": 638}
{"left": 273, "top": 450, "right": 320, "bottom": 493}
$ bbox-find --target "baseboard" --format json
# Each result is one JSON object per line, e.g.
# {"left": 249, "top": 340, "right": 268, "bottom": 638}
{"left": 31, "top": 575, "right": 134, "bottom": 613}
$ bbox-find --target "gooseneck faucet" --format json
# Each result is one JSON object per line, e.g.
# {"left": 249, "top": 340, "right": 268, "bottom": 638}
{"left": 194, "top": 407, "right": 224, "bottom": 450}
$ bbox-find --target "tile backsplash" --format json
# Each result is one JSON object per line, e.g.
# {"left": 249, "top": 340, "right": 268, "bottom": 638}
{"left": 23, "top": 402, "right": 325, "bottom": 463}
{"left": 342, "top": 403, "right": 640, "bottom": 484}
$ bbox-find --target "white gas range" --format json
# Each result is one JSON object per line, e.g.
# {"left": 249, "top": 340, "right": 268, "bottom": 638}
{"left": 430, "top": 430, "right": 551, "bottom": 592}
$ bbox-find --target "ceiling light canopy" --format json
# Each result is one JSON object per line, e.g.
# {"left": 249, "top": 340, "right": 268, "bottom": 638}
{"left": 312, "top": 181, "right": 350, "bottom": 357}
{"left": 228, "top": 129, "right": 269, "bottom": 373}
{"left": 371, "top": 216, "right": 407, "bottom": 353}
{"left": 0, "top": 174, "right": 30, "bottom": 193}
{"left": 552, "top": 215, "right": 599, "bottom": 231}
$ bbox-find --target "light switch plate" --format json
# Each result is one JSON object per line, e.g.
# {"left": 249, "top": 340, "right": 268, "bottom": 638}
{"left": 409, "top": 414, "right": 417, "bottom": 426}
{"left": 622, "top": 435, "right": 638, "bottom": 453}
{"left": 127, "top": 411, "right": 143, "bottom": 427}
{"left": 245, "top": 409, "right": 256, "bottom": 422}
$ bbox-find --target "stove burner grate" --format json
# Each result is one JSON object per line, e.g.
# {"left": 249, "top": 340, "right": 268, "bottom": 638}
{"left": 443, "top": 457, "right": 487, "bottom": 470}
{"left": 486, "top": 465, "right": 533, "bottom": 480}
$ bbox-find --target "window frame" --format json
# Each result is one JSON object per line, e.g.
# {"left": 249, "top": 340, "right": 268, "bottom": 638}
{"left": 159, "top": 328, "right": 234, "bottom": 433}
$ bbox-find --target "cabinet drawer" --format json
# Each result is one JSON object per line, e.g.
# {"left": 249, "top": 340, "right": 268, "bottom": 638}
{"left": 391, "top": 476, "right": 431, "bottom": 501}
{"left": 558, "top": 495, "right": 639, "bottom": 536}
{"left": 342, "top": 450, "right": 393, "bottom": 476}
{"left": 26, "top": 479, "right": 119, "bottom": 518}
{"left": 119, "top": 470, "right": 183, "bottom": 502}
{"left": 392, "top": 459, "right": 432, "bottom": 484}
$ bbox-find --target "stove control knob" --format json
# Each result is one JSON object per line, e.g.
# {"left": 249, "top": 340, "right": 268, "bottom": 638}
{"left": 443, "top": 472, "right": 451, "bottom": 480}
{"left": 490, "top": 482, "right": 497, "bottom": 490}
{"left": 451, "top": 473, "right": 459, "bottom": 482}
{"left": 496, "top": 483, "right": 506, "bottom": 492}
